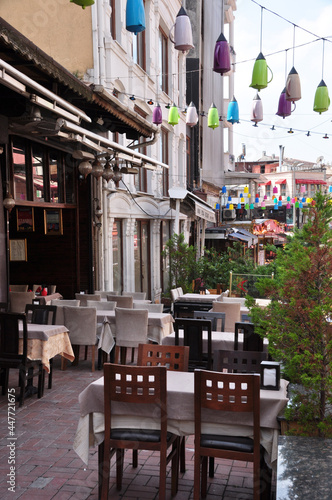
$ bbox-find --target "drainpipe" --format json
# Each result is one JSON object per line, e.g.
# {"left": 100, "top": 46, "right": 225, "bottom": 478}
{"left": 91, "top": 3, "right": 100, "bottom": 84}
{"left": 127, "top": 129, "right": 160, "bottom": 150}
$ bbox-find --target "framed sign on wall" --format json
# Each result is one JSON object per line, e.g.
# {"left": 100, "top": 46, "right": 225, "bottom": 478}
{"left": 9, "top": 239, "right": 27, "bottom": 261}
{"left": 16, "top": 207, "right": 35, "bottom": 232}
{"left": 44, "top": 209, "right": 63, "bottom": 236}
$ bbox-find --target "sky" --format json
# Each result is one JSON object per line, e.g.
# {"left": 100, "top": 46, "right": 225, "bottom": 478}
{"left": 232, "top": 0, "right": 332, "bottom": 164}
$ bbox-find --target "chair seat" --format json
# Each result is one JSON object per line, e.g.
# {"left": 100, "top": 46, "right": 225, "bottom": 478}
{"left": 110, "top": 428, "right": 175, "bottom": 443}
{"left": 201, "top": 434, "right": 254, "bottom": 453}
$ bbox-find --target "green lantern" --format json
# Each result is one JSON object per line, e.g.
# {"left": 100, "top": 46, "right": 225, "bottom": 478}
{"left": 207, "top": 103, "right": 219, "bottom": 129}
{"left": 313, "top": 80, "right": 330, "bottom": 114}
{"left": 168, "top": 103, "right": 180, "bottom": 126}
{"left": 70, "top": 0, "right": 95, "bottom": 8}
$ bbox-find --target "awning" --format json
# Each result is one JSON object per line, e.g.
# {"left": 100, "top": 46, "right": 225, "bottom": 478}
{"left": 259, "top": 180, "right": 271, "bottom": 186}
{"left": 295, "top": 179, "right": 327, "bottom": 185}
{"left": 168, "top": 188, "right": 216, "bottom": 223}
{"left": 275, "top": 179, "right": 286, "bottom": 184}
{"left": 228, "top": 232, "right": 253, "bottom": 247}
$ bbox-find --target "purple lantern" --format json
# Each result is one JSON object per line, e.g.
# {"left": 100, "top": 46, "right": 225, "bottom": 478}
{"left": 152, "top": 103, "right": 162, "bottom": 125}
{"left": 213, "top": 33, "right": 231, "bottom": 74}
{"left": 276, "top": 88, "right": 292, "bottom": 119}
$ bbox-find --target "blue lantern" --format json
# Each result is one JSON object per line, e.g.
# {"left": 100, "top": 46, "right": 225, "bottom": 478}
{"left": 299, "top": 202, "right": 303, "bottom": 208}
{"left": 227, "top": 96, "right": 239, "bottom": 124}
{"left": 237, "top": 203, "right": 241, "bottom": 209}
{"left": 274, "top": 204, "right": 278, "bottom": 210}
{"left": 240, "top": 193, "right": 243, "bottom": 198}
{"left": 302, "top": 197, "right": 305, "bottom": 203}
{"left": 222, "top": 186, "right": 227, "bottom": 194}
{"left": 255, "top": 197, "right": 259, "bottom": 203}
{"left": 228, "top": 196, "right": 232, "bottom": 202}
{"left": 329, "top": 186, "right": 332, "bottom": 193}
{"left": 278, "top": 200, "right": 282, "bottom": 207}
{"left": 215, "top": 203, "right": 220, "bottom": 209}
{"left": 126, "top": 0, "right": 146, "bottom": 34}
{"left": 226, "top": 203, "right": 230, "bottom": 209}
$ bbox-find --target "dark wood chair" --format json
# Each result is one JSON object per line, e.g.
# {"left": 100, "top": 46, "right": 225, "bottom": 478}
{"left": 213, "top": 349, "right": 267, "bottom": 373}
{"left": 25, "top": 304, "right": 57, "bottom": 389}
{"left": 0, "top": 312, "right": 44, "bottom": 406}
{"left": 98, "top": 364, "right": 180, "bottom": 500}
{"left": 174, "top": 318, "right": 213, "bottom": 371}
{"left": 193, "top": 311, "right": 225, "bottom": 332}
{"left": 234, "top": 322, "right": 264, "bottom": 352}
{"left": 137, "top": 343, "right": 190, "bottom": 473}
{"left": 194, "top": 370, "right": 261, "bottom": 500}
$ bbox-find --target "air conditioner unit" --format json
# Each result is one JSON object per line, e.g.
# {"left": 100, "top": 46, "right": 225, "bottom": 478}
{"left": 223, "top": 209, "right": 236, "bottom": 220}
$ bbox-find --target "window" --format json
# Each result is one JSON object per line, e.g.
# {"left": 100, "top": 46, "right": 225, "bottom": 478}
{"left": 266, "top": 185, "right": 271, "bottom": 198}
{"left": 132, "top": 1, "right": 146, "bottom": 71}
{"left": 159, "top": 28, "right": 168, "bottom": 94}
{"left": 110, "top": 0, "right": 116, "bottom": 39}
{"left": 160, "top": 220, "right": 170, "bottom": 292}
{"left": 134, "top": 220, "right": 150, "bottom": 296}
{"left": 12, "top": 138, "right": 27, "bottom": 201}
{"left": 280, "top": 183, "right": 286, "bottom": 197}
{"left": 160, "top": 127, "right": 169, "bottom": 197}
{"left": 186, "top": 135, "right": 192, "bottom": 189}
{"left": 260, "top": 165, "right": 265, "bottom": 174}
{"left": 112, "top": 220, "right": 122, "bottom": 293}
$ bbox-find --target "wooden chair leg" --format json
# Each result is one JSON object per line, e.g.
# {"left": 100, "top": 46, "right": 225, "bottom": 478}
{"left": 159, "top": 447, "right": 166, "bottom": 500}
{"left": 209, "top": 456, "right": 215, "bottom": 477}
{"left": 133, "top": 449, "right": 138, "bottom": 468}
{"left": 180, "top": 436, "right": 186, "bottom": 473}
{"left": 91, "top": 345, "right": 95, "bottom": 372}
{"left": 84, "top": 345, "right": 88, "bottom": 360}
{"left": 116, "top": 448, "right": 124, "bottom": 490}
{"left": 201, "top": 456, "right": 208, "bottom": 498}
{"left": 61, "top": 357, "right": 67, "bottom": 370}
{"left": 48, "top": 358, "right": 53, "bottom": 389}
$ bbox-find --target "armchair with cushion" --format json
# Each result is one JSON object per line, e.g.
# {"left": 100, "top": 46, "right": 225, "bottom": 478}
{"left": 114, "top": 307, "right": 148, "bottom": 364}
{"left": 9, "top": 291, "right": 35, "bottom": 313}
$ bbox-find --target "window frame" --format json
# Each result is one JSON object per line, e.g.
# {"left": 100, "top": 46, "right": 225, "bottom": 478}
{"left": 159, "top": 27, "right": 168, "bottom": 95}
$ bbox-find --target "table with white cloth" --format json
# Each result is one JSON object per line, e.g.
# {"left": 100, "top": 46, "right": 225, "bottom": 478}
{"left": 96, "top": 310, "right": 174, "bottom": 353}
{"left": 73, "top": 371, "right": 288, "bottom": 469}
{"left": 20, "top": 324, "right": 75, "bottom": 373}
{"left": 174, "top": 293, "right": 222, "bottom": 317}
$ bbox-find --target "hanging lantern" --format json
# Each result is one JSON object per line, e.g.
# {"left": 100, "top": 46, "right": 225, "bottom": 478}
{"left": 102, "top": 158, "right": 114, "bottom": 182}
{"left": 244, "top": 186, "right": 249, "bottom": 194}
{"left": 213, "top": 33, "right": 231, "bottom": 74}
{"left": 299, "top": 202, "right": 303, "bottom": 208}
{"left": 295, "top": 201, "right": 299, "bottom": 208}
{"left": 300, "top": 185, "right": 305, "bottom": 193}
{"left": 261, "top": 201, "right": 265, "bottom": 207}
{"left": 248, "top": 193, "right": 251, "bottom": 199}
{"left": 306, "top": 197, "right": 311, "bottom": 203}
{"left": 276, "top": 88, "right": 293, "bottom": 118}
{"left": 215, "top": 203, "right": 220, "bottom": 209}
{"left": 311, "top": 200, "right": 316, "bottom": 206}
{"left": 70, "top": 0, "right": 94, "bottom": 8}
{"left": 245, "top": 203, "right": 249, "bottom": 210}
{"left": 250, "top": 203, "right": 254, "bottom": 209}
{"left": 126, "top": 0, "right": 146, "bottom": 34}
{"left": 226, "top": 203, "right": 230, "bottom": 209}
{"left": 286, "top": 203, "right": 291, "bottom": 209}
{"left": 237, "top": 203, "right": 241, "bottom": 209}
{"left": 228, "top": 196, "right": 232, "bottom": 202}
{"left": 313, "top": 80, "right": 330, "bottom": 114}
{"left": 274, "top": 204, "right": 278, "bottom": 210}
{"left": 250, "top": 93, "right": 263, "bottom": 125}
{"left": 285, "top": 67, "right": 301, "bottom": 102}
{"left": 207, "top": 103, "right": 219, "bottom": 129}
{"left": 291, "top": 198, "right": 295, "bottom": 203}
{"left": 255, "top": 196, "right": 259, "bottom": 203}
{"left": 227, "top": 96, "right": 239, "bottom": 124}
{"left": 287, "top": 196, "right": 291, "bottom": 202}
{"left": 273, "top": 198, "right": 278, "bottom": 204}
{"left": 273, "top": 186, "right": 278, "bottom": 194}
{"left": 240, "top": 193, "right": 243, "bottom": 198}
{"left": 229, "top": 203, "right": 234, "bottom": 210}
{"left": 91, "top": 158, "right": 104, "bottom": 179}
{"left": 169, "top": 6, "right": 194, "bottom": 52}
{"left": 78, "top": 160, "right": 92, "bottom": 178}
{"left": 279, "top": 196, "right": 282, "bottom": 201}
{"left": 302, "top": 197, "right": 306, "bottom": 203}
{"left": 152, "top": 104, "right": 163, "bottom": 125}
{"left": 222, "top": 186, "right": 227, "bottom": 194}
{"left": 186, "top": 102, "right": 198, "bottom": 127}
{"left": 329, "top": 186, "right": 332, "bottom": 193}
{"left": 168, "top": 103, "right": 179, "bottom": 126}
{"left": 249, "top": 53, "right": 273, "bottom": 91}
{"left": 264, "top": 195, "right": 267, "bottom": 200}
{"left": 3, "top": 191, "right": 15, "bottom": 213}
{"left": 278, "top": 200, "right": 282, "bottom": 207}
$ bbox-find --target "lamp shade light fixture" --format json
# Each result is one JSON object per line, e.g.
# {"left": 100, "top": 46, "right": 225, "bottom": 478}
{"left": 213, "top": 32, "right": 231, "bottom": 74}
{"left": 286, "top": 202, "right": 291, "bottom": 209}
{"left": 313, "top": 80, "right": 330, "bottom": 114}
{"left": 285, "top": 66, "right": 301, "bottom": 102}
{"left": 227, "top": 96, "right": 239, "bottom": 124}
{"left": 168, "top": 103, "right": 180, "bottom": 126}
{"left": 186, "top": 101, "right": 198, "bottom": 127}
{"left": 276, "top": 87, "right": 292, "bottom": 118}
{"left": 112, "top": 165, "right": 123, "bottom": 183}
{"left": 147, "top": 99, "right": 154, "bottom": 105}
{"left": 323, "top": 133, "right": 329, "bottom": 139}
{"left": 78, "top": 160, "right": 92, "bottom": 178}
{"left": 102, "top": 158, "right": 114, "bottom": 182}
{"left": 152, "top": 103, "right": 163, "bottom": 125}
{"left": 250, "top": 52, "right": 273, "bottom": 91}
{"left": 221, "top": 186, "right": 227, "bottom": 194}
{"left": 226, "top": 203, "right": 230, "bottom": 209}
{"left": 273, "top": 186, "right": 278, "bottom": 194}
{"left": 169, "top": 6, "right": 194, "bottom": 52}
{"left": 251, "top": 93, "right": 263, "bottom": 124}
{"left": 245, "top": 203, "right": 249, "bottom": 210}
{"left": 250, "top": 203, "right": 254, "bottom": 209}
{"left": 3, "top": 191, "right": 15, "bottom": 213}
{"left": 288, "top": 128, "right": 294, "bottom": 134}
{"left": 244, "top": 186, "right": 249, "bottom": 194}
{"left": 126, "top": 0, "right": 145, "bottom": 34}
{"left": 70, "top": 0, "right": 94, "bottom": 8}
{"left": 237, "top": 203, "right": 241, "bottom": 209}
{"left": 229, "top": 203, "right": 234, "bottom": 210}
{"left": 91, "top": 158, "right": 104, "bottom": 179}
{"left": 255, "top": 196, "right": 259, "bottom": 203}
{"left": 207, "top": 103, "right": 219, "bottom": 129}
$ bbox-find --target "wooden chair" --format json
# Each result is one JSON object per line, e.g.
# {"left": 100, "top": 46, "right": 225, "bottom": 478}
{"left": 213, "top": 349, "right": 267, "bottom": 373}
{"left": 114, "top": 307, "right": 148, "bottom": 364}
{"left": 99, "top": 364, "right": 180, "bottom": 500}
{"left": 63, "top": 306, "right": 97, "bottom": 371}
{"left": 194, "top": 370, "right": 261, "bottom": 500}
{"left": 75, "top": 293, "right": 101, "bottom": 307}
{"left": 25, "top": 304, "right": 57, "bottom": 389}
{"left": 234, "top": 322, "right": 264, "bottom": 352}
{"left": 174, "top": 318, "right": 213, "bottom": 371}
{"left": 137, "top": 343, "right": 189, "bottom": 472}
{"left": 107, "top": 295, "right": 133, "bottom": 309}
{"left": 193, "top": 311, "right": 225, "bottom": 332}
{"left": 0, "top": 312, "right": 44, "bottom": 406}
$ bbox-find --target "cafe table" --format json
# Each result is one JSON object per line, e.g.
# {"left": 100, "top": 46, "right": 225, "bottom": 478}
{"left": 73, "top": 370, "right": 288, "bottom": 468}
{"left": 21, "top": 324, "right": 75, "bottom": 373}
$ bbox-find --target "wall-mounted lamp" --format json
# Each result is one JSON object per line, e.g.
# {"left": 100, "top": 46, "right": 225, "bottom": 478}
{"left": 78, "top": 160, "right": 92, "bottom": 178}
{"left": 90, "top": 158, "right": 104, "bottom": 178}
{"left": 3, "top": 190, "right": 15, "bottom": 213}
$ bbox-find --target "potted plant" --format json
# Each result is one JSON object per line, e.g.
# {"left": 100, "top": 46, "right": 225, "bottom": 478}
{"left": 248, "top": 193, "right": 332, "bottom": 437}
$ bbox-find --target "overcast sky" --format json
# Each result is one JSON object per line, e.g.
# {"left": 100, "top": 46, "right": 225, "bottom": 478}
{"left": 232, "top": 0, "right": 332, "bottom": 164}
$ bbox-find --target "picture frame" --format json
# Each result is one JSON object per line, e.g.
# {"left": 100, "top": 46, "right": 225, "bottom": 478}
{"left": 9, "top": 239, "right": 27, "bottom": 262}
{"left": 44, "top": 209, "right": 63, "bottom": 236}
{"left": 16, "top": 207, "right": 35, "bottom": 232}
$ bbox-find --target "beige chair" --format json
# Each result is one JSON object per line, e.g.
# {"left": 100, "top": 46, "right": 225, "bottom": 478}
{"left": 212, "top": 301, "right": 241, "bottom": 332}
{"left": 75, "top": 293, "right": 101, "bottom": 307}
{"left": 122, "top": 291, "right": 146, "bottom": 300}
{"left": 63, "top": 306, "right": 97, "bottom": 371}
{"left": 51, "top": 299, "right": 80, "bottom": 325}
{"left": 10, "top": 285, "right": 28, "bottom": 292}
{"left": 133, "top": 302, "right": 163, "bottom": 313}
{"left": 9, "top": 291, "right": 35, "bottom": 313}
{"left": 221, "top": 296, "right": 246, "bottom": 306}
{"left": 114, "top": 307, "right": 148, "bottom": 364}
{"left": 95, "top": 290, "right": 119, "bottom": 298}
{"left": 32, "top": 284, "right": 42, "bottom": 293}
{"left": 176, "top": 287, "right": 184, "bottom": 297}
{"left": 170, "top": 288, "right": 180, "bottom": 302}
{"left": 86, "top": 300, "right": 116, "bottom": 311}
{"left": 107, "top": 295, "right": 133, "bottom": 308}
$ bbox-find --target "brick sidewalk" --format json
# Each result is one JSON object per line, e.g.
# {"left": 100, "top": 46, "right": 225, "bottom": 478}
{"left": 0, "top": 353, "right": 273, "bottom": 499}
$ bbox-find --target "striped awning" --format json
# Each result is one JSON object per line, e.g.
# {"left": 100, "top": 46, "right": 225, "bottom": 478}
{"left": 295, "top": 179, "right": 327, "bottom": 185}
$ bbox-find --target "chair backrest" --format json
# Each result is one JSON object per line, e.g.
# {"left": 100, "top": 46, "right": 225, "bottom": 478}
{"left": 104, "top": 363, "right": 168, "bottom": 435}
{"left": 0, "top": 312, "right": 28, "bottom": 361}
{"left": 174, "top": 318, "right": 212, "bottom": 370}
{"left": 213, "top": 349, "right": 267, "bottom": 373}
{"left": 25, "top": 304, "right": 57, "bottom": 325}
{"left": 75, "top": 293, "right": 101, "bottom": 307}
{"left": 51, "top": 299, "right": 80, "bottom": 325}
{"left": 9, "top": 291, "right": 35, "bottom": 313}
{"left": 107, "top": 295, "right": 133, "bottom": 308}
{"left": 32, "top": 284, "right": 42, "bottom": 293}
{"left": 241, "top": 313, "right": 252, "bottom": 323}
{"left": 212, "top": 301, "right": 241, "bottom": 332}
{"left": 133, "top": 302, "right": 163, "bottom": 313}
{"left": 95, "top": 290, "right": 119, "bottom": 298}
{"left": 63, "top": 306, "right": 97, "bottom": 345}
{"left": 176, "top": 287, "right": 184, "bottom": 297}
{"left": 221, "top": 296, "right": 246, "bottom": 306}
{"left": 0, "top": 302, "right": 8, "bottom": 312}
{"left": 194, "top": 370, "right": 260, "bottom": 450}
{"left": 115, "top": 307, "right": 148, "bottom": 348}
{"left": 234, "top": 322, "right": 264, "bottom": 352}
{"left": 86, "top": 300, "right": 116, "bottom": 310}
{"left": 122, "top": 291, "right": 146, "bottom": 300}
{"left": 170, "top": 288, "right": 179, "bottom": 302}
{"left": 193, "top": 311, "right": 225, "bottom": 332}
{"left": 137, "top": 343, "right": 190, "bottom": 371}
{"left": 10, "top": 284, "right": 28, "bottom": 292}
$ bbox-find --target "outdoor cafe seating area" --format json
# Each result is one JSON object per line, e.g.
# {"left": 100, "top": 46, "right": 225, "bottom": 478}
{"left": 0, "top": 288, "right": 285, "bottom": 499}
